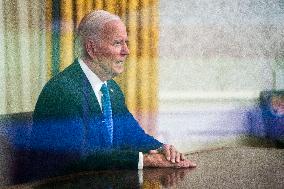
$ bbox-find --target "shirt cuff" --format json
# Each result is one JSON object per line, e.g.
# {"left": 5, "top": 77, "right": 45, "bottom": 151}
{"left": 138, "top": 152, "right": 143, "bottom": 169}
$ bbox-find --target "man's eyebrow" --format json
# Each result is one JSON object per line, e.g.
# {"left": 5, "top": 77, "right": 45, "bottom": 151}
{"left": 114, "top": 39, "right": 129, "bottom": 43}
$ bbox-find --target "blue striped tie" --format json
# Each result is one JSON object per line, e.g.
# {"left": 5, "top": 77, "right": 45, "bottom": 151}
{"left": 100, "top": 83, "right": 113, "bottom": 147}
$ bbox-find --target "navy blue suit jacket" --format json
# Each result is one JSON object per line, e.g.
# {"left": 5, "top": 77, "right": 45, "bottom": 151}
{"left": 29, "top": 59, "right": 162, "bottom": 179}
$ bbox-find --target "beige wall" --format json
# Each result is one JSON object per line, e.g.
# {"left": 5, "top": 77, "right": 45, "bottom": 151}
{"left": 157, "top": 0, "right": 284, "bottom": 150}
{"left": 158, "top": 0, "right": 284, "bottom": 111}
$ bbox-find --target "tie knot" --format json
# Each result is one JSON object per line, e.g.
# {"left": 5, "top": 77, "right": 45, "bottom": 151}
{"left": 100, "top": 83, "right": 108, "bottom": 94}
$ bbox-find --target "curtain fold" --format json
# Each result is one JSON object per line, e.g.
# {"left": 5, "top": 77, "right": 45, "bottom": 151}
{"left": 0, "top": 0, "right": 46, "bottom": 114}
{"left": 0, "top": 0, "right": 6, "bottom": 114}
{"left": 0, "top": 0, "right": 159, "bottom": 136}
{"left": 59, "top": 0, "right": 74, "bottom": 70}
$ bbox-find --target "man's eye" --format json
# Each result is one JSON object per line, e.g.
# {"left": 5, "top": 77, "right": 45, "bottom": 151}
{"left": 114, "top": 41, "right": 121, "bottom": 46}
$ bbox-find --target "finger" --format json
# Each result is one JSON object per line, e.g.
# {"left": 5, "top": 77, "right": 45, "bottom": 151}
{"left": 170, "top": 146, "right": 176, "bottom": 163}
{"left": 175, "top": 152, "right": 180, "bottom": 163}
{"left": 176, "top": 160, "right": 196, "bottom": 168}
{"left": 149, "top": 150, "right": 159, "bottom": 154}
{"left": 174, "top": 163, "right": 181, "bottom": 168}
{"left": 163, "top": 144, "right": 171, "bottom": 161}
{"left": 186, "top": 160, "right": 197, "bottom": 168}
{"left": 180, "top": 153, "right": 185, "bottom": 161}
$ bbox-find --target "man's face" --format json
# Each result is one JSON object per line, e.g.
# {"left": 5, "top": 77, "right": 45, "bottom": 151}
{"left": 93, "top": 20, "right": 130, "bottom": 78}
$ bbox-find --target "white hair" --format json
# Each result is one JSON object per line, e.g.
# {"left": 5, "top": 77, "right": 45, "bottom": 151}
{"left": 75, "top": 10, "right": 121, "bottom": 57}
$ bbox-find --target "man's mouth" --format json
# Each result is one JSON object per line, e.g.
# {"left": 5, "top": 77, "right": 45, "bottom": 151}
{"left": 116, "top": 61, "right": 124, "bottom": 65}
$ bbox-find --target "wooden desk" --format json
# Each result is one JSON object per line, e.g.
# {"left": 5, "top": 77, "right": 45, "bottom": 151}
{"left": 6, "top": 147, "right": 284, "bottom": 189}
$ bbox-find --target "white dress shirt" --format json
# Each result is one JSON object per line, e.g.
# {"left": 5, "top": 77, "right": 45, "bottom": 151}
{"left": 78, "top": 58, "right": 143, "bottom": 170}
{"left": 79, "top": 59, "right": 105, "bottom": 110}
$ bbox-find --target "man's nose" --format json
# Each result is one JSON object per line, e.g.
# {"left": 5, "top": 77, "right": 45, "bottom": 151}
{"left": 121, "top": 43, "right": 130, "bottom": 55}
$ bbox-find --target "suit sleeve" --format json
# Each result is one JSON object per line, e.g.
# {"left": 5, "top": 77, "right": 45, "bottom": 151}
{"left": 109, "top": 80, "right": 163, "bottom": 153}
{"left": 121, "top": 111, "right": 163, "bottom": 153}
{"left": 64, "top": 150, "right": 139, "bottom": 174}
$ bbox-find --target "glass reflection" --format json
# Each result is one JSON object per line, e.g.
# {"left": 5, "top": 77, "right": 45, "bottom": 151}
{"left": 31, "top": 168, "right": 193, "bottom": 189}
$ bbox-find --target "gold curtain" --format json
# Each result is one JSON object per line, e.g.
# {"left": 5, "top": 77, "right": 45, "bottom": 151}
{"left": 0, "top": 0, "right": 46, "bottom": 114}
{"left": 46, "top": 0, "right": 159, "bottom": 135}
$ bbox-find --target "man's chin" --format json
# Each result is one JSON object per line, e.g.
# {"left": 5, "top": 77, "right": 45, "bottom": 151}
{"left": 111, "top": 72, "right": 122, "bottom": 78}
{"left": 112, "top": 69, "right": 124, "bottom": 77}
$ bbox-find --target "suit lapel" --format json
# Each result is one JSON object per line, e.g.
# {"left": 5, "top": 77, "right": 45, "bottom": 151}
{"left": 69, "top": 59, "right": 102, "bottom": 116}
{"left": 83, "top": 77, "right": 102, "bottom": 115}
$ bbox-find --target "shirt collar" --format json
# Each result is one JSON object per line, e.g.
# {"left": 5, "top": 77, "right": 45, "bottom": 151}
{"left": 78, "top": 58, "right": 106, "bottom": 92}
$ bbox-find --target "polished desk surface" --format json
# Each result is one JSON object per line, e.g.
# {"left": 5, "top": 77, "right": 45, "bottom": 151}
{"left": 6, "top": 147, "right": 284, "bottom": 189}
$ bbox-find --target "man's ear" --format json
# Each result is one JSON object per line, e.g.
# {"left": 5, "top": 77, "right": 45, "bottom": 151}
{"left": 85, "top": 39, "right": 96, "bottom": 59}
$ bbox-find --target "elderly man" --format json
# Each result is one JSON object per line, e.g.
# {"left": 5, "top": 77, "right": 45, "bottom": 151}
{"left": 30, "top": 10, "right": 195, "bottom": 180}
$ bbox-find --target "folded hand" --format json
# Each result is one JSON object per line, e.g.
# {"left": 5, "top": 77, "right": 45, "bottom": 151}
{"left": 149, "top": 144, "right": 189, "bottom": 163}
{"left": 143, "top": 151, "right": 196, "bottom": 168}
